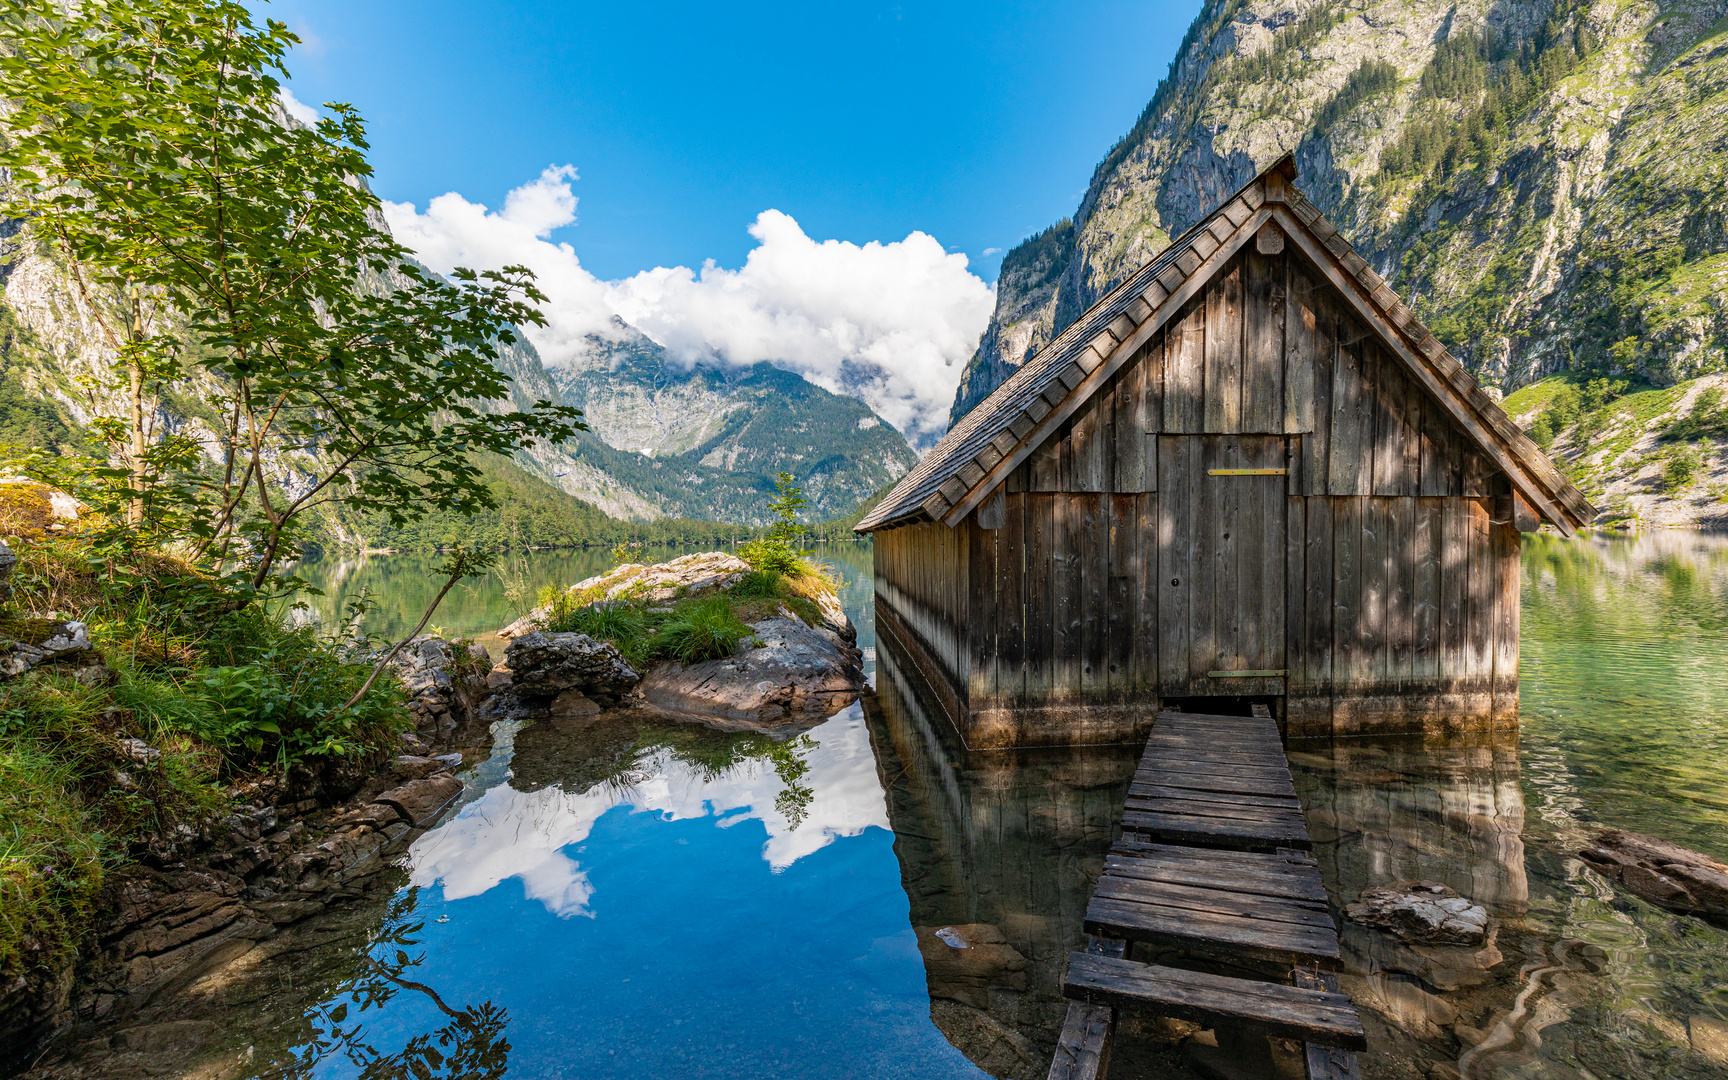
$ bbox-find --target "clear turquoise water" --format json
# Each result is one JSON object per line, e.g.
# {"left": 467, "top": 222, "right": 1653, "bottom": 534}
{"left": 49, "top": 532, "right": 1728, "bottom": 1078}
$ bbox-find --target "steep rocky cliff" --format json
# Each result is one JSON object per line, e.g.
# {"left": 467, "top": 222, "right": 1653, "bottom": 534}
{"left": 952, "top": 0, "right": 1728, "bottom": 426}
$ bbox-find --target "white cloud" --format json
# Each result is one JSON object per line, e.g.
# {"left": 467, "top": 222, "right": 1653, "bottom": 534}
{"left": 406, "top": 706, "right": 890, "bottom": 918}
{"left": 381, "top": 166, "right": 993, "bottom": 443}
{"left": 983, "top": 247, "right": 1002, "bottom": 256}
{"left": 277, "top": 86, "right": 320, "bottom": 126}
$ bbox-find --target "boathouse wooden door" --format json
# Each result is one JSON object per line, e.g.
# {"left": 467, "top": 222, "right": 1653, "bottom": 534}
{"left": 1157, "top": 435, "right": 1289, "bottom": 700}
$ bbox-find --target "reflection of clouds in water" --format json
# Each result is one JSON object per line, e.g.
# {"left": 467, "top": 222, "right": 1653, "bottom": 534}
{"left": 407, "top": 705, "right": 888, "bottom": 917}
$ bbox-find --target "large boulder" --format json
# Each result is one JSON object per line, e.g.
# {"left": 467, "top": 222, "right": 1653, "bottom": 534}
{"left": 504, "top": 631, "right": 641, "bottom": 703}
{"left": 633, "top": 609, "right": 863, "bottom": 728}
{"left": 1579, "top": 829, "right": 1728, "bottom": 918}
{"left": 498, "top": 552, "right": 752, "bottom": 639}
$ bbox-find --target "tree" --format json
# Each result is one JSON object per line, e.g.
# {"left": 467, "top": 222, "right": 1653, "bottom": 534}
{"left": 0, "top": 0, "right": 585, "bottom": 582}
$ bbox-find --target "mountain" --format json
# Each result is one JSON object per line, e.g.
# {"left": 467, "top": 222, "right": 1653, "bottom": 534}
{"left": 953, "top": 0, "right": 1728, "bottom": 422}
{"left": 485, "top": 316, "right": 919, "bottom": 524}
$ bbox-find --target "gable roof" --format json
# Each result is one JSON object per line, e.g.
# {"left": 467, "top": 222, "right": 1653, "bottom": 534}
{"left": 857, "top": 155, "right": 1595, "bottom": 536}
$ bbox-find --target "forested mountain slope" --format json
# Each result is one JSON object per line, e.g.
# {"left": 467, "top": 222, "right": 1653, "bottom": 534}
{"left": 954, "top": 0, "right": 1728, "bottom": 421}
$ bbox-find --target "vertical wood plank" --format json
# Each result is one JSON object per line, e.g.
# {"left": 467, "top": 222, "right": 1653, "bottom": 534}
{"left": 1143, "top": 330, "right": 1165, "bottom": 434}
{"left": 1054, "top": 496, "right": 1083, "bottom": 701}
{"left": 1303, "top": 497, "right": 1334, "bottom": 698}
{"left": 1360, "top": 498, "right": 1388, "bottom": 692}
{"left": 1080, "top": 494, "right": 1109, "bottom": 702}
{"left": 1164, "top": 300, "right": 1205, "bottom": 433}
{"left": 1494, "top": 522, "right": 1520, "bottom": 718}
{"left": 1243, "top": 251, "right": 1285, "bottom": 433}
{"left": 1192, "top": 437, "right": 1223, "bottom": 684}
{"left": 1108, "top": 494, "right": 1137, "bottom": 704}
{"left": 1025, "top": 496, "right": 1055, "bottom": 703}
{"left": 1285, "top": 494, "right": 1307, "bottom": 694}
{"left": 1439, "top": 498, "right": 1467, "bottom": 686}
{"left": 1157, "top": 437, "right": 1191, "bottom": 692}
{"left": 1135, "top": 492, "right": 1158, "bottom": 703}
{"left": 1284, "top": 260, "right": 1316, "bottom": 438}
{"left": 968, "top": 519, "right": 997, "bottom": 713}
{"left": 1000, "top": 493, "right": 1027, "bottom": 706}
{"left": 1388, "top": 496, "right": 1415, "bottom": 690}
{"left": 1203, "top": 262, "right": 1244, "bottom": 433}
{"left": 1328, "top": 320, "right": 1370, "bottom": 496}
{"left": 1332, "top": 497, "right": 1363, "bottom": 701}
{"left": 1302, "top": 284, "right": 1335, "bottom": 495}
{"left": 1400, "top": 375, "right": 1423, "bottom": 493}
{"left": 1113, "top": 357, "right": 1147, "bottom": 492}
{"left": 1073, "top": 390, "right": 1109, "bottom": 493}
{"left": 1413, "top": 498, "right": 1442, "bottom": 684}
{"left": 1465, "top": 499, "right": 1492, "bottom": 683}
{"left": 1030, "top": 431, "right": 1062, "bottom": 492}
{"left": 1370, "top": 352, "right": 1405, "bottom": 495}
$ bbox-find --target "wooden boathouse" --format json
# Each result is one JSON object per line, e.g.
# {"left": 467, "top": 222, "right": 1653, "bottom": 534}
{"left": 857, "top": 155, "right": 1593, "bottom": 747}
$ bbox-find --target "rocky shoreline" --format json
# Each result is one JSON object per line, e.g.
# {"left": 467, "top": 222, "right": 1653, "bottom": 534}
{"left": 4, "top": 553, "right": 867, "bottom": 1074}
{"left": 0, "top": 636, "right": 493, "bottom": 1074}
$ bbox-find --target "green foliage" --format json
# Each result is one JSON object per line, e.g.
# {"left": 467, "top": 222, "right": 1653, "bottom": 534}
{"left": 1665, "top": 386, "right": 1728, "bottom": 442}
{"left": 1312, "top": 60, "right": 1399, "bottom": 132}
{"left": 1379, "top": 10, "right": 1590, "bottom": 185}
{"left": 738, "top": 538, "right": 806, "bottom": 576}
{"left": 729, "top": 569, "right": 785, "bottom": 600}
{"left": 0, "top": 0, "right": 585, "bottom": 581}
{"left": 1662, "top": 443, "right": 1703, "bottom": 492}
{"left": 317, "top": 453, "right": 756, "bottom": 553}
{"left": 653, "top": 596, "right": 753, "bottom": 665}
{"left": 545, "top": 600, "right": 647, "bottom": 644}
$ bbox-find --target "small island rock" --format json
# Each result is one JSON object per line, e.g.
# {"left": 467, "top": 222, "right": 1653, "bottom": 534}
{"left": 634, "top": 610, "right": 863, "bottom": 728}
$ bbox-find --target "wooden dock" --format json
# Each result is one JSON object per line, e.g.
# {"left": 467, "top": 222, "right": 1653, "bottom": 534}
{"left": 1049, "top": 710, "right": 1365, "bottom": 1080}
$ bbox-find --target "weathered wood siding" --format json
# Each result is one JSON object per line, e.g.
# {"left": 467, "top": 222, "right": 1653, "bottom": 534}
{"left": 873, "top": 246, "right": 1521, "bottom": 746}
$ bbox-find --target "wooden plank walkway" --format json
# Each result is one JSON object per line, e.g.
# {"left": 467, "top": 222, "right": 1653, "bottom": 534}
{"left": 1050, "top": 709, "right": 1364, "bottom": 1080}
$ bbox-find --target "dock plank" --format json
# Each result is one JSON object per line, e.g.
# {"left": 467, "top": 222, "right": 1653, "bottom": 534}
{"left": 1121, "top": 808, "right": 1312, "bottom": 850}
{"left": 1083, "top": 895, "right": 1341, "bottom": 968}
{"left": 1091, "top": 877, "right": 1335, "bottom": 929}
{"left": 1102, "top": 855, "right": 1329, "bottom": 904}
{"left": 1064, "top": 953, "right": 1364, "bottom": 1047}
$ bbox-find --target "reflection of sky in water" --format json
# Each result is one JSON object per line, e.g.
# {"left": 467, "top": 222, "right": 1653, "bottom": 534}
{"left": 309, "top": 704, "right": 986, "bottom": 1080}
{"left": 409, "top": 706, "right": 892, "bottom": 916}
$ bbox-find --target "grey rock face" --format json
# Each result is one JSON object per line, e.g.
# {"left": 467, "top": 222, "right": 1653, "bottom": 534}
{"left": 1345, "top": 880, "right": 1491, "bottom": 946}
{"left": 0, "top": 619, "right": 91, "bottom": 677}
{"left": 634, "top": 610, "right": 863, "bottom": 727}
{"left": 1579, "top": 829, "right": 1728, "bottom": 918}
{"left": 0, "top": 538, "right": 15, "bottom": 602}
{"left": 504, "top": 631, "right": 641, "bottom": 702}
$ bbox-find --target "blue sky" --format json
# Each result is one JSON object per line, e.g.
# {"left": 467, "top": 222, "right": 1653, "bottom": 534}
{"left": 268, "top": 0, "right": 1203, "bottom": 284}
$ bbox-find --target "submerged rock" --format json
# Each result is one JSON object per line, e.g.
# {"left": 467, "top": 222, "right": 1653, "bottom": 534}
{"left": 633, "top": 610, "right": 864, "bottom": 727}
{"left": 504, "top": 631, "right": 641, "bottom": 703}
{"left": 1345, "top": 880, "right": 1490, "bottom": 946}
{"left": 498, "top": 551, "right": 752, "bottom": 638}
{"left": 1579, "top": 829, "right": 1728, "bottom": 918}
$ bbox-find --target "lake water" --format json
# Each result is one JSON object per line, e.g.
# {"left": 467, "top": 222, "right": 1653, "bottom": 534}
{"left": 39, "top": 533, "right": 1728, "bottom": 1078}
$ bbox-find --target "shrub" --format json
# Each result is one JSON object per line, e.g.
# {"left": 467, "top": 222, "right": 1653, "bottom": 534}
{"left": 738, "top": 538, "right": 805, "bottom": 576}
{"left": 729, "top": 569, "right": 784, "bottom": 600}
{"left": 654, "top": 596, "right": 753, "bottom": 665}
{"left": 1661, "top": 443, "right": 1701, "bottom": 492}
{"left": 546, "top": 599, "right": 647, "bottom": 643}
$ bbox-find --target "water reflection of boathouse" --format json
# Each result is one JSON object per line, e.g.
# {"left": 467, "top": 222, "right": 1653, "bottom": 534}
{"left": 868, "top": 634, "right": 1551, "bottom": 1079}
{"left": 857, "top": 156, "right": 1594, "bottom": 745}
